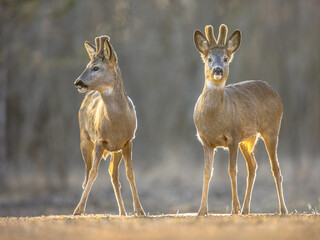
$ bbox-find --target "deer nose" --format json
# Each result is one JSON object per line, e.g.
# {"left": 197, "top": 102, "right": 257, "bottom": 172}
{"left": 74, "top": 78, "right": 86, "bottom": 87}
{"left": 213, "top": 67, "right": 223, "bottom": 75}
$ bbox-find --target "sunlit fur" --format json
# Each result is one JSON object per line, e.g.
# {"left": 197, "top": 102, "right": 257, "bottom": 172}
{"left": 73, "top": 36, "right": 145, "bottom": 216}
{"left": 193, "top": 24, "right": 288, "bottom": 216}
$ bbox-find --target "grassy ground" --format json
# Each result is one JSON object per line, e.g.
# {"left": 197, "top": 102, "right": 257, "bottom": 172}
{"left": 0, "top": 214, "right": 319, "bottom": 240}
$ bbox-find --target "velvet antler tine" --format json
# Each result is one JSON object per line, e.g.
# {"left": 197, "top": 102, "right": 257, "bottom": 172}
{"left": 96, "top": 35, "right": 110, "bottom": 57}
{"left": 95, "top": 37, "right": 101, "bottom": 56}
{"left": 218, "top": 24, "right": 228, "bottom": 46}
{"left": 205, "top": 25, "right": 217, "bottom": 47}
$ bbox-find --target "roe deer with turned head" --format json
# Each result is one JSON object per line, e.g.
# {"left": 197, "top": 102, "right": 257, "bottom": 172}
{"left": 193, "top": 24, "right": 288, "bottom": 215}
{"left": 73, "top": 35, "right": 145, "bottom": 216}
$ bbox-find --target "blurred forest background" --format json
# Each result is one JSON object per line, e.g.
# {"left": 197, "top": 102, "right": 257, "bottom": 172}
{"left": 0, "top": 0, "right": 319, "bottom": 217}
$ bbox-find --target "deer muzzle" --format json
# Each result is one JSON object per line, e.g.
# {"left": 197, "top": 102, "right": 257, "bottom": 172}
{"left": 213, "top": 67, "right": 223, "bottom": 80}
{"left": 74, "top": 78, "right": 88, "bottom": 93}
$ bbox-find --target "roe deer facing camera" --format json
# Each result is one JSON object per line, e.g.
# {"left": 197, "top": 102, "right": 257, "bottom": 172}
{"left": 73, "top": 35, "right": 145, "bottom": 216}
{"left": 193, "top": 24, "right": 288, "bottom": 216}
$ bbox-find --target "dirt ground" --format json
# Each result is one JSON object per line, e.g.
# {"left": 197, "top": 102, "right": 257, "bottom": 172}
{"left": 0, "top": 214, "right": 319, "bottom": 240}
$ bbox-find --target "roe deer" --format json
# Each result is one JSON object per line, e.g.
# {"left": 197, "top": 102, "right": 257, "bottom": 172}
{"left": 73, "top": 35, "right": 145, "bottom": 216}
{"left": 193, "top": 24, "right": 288, "bottom": 215}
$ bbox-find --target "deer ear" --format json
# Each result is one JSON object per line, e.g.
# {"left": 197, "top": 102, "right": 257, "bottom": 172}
{"left": 84, "top": 41, "right": 96, "bottom": 59}
{"left": 226, "top": 30, "right": 241, "bottom": 54}
{"left": 194, "top": 30, "right": 209, "bottom": 54}
{"left": 103, "top": 38, "right": 117, "bottom": 63}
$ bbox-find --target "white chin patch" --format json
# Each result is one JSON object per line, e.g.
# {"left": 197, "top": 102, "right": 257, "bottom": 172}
{"left": 77, "top": 87, "right": 88, "bottom": 93}
{"left": 213, "top": 74, "right": 222, "bottom": 80}
{"left": 104, "top": 88, "right": 113, "bottom": 95}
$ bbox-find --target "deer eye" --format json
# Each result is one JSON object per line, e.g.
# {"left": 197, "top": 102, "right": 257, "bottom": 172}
{"left": 92, "top": 66, "right": 99, "bottom": 71}
{"left": 223, "top": 57, "right": 228, "bottom": 63}
{"left": 208, "top": 57, "right": 212, "bottom": 63}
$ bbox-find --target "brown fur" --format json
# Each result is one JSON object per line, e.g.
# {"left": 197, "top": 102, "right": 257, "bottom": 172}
{"left": 73, "top": 36, "right": 145, "bottom": 216}
{"left": 193, "top": 25, "right": 288, "bottom": 216}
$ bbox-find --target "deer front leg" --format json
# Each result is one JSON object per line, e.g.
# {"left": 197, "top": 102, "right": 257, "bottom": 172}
{"left": 198, "top": 145, "right": 214, "bottom": 216}
{"left": 80, "top": 136, "right": 94, "bottom": 189}
{"left": 228, "top": 144, "right": 240, "bottom": 214}
{"left": 122, "top": 141, "right": 145, "bottom": 216}
{"left": 73, "top": 143, "right": 104, "bottom": 215}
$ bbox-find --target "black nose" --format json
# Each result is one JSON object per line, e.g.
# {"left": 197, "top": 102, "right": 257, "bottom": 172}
{"left": 214, "top": 67, "right": 223, "bottom": 75}
{"left": 74, "top": 79, "right": 86, "bottom": 87}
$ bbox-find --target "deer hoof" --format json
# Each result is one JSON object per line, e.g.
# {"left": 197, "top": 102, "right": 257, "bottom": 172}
{"left": 197, "top": 208, "right": 208, "bottom": 216}
{"left": 135, "top": 209, "right": 145, "bottom": 216}
{"left": 280, "top": 207, "right": 288, "bottom": 216}
{"left": 73, "top": 207, "right": 84, "bottom": 216}
{"left": 241, "top": 207, "right": 249, "bottom": 215}
{"left": 232, "top": 203, "right": 240, "bottom": 215}
{"left": 120, "top": 211, "right": 127, "bottom": 216}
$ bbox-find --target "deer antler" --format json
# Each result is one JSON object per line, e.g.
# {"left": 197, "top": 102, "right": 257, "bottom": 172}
{"left": 94, "top": 37, "right": 100, "bottom": 56}
{"left": 95, "top": 35, "right": 110, "bottom": 57}
{"left": 217, "top": 24, "right": 228, "bottom": 46}
{"left": 203, "top": 24, "right": 229, "bottom": 49}
{"left": 205, "top": 25, "right": 217, "bottom": 47}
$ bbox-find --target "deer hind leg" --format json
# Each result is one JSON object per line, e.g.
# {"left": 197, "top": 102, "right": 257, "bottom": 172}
{"left": 228, "top": 143, "right": 241, "bottom": 214}
{"left": 261, "top": 132, "right": 288, "bottom": 215}
{"left": 80, "top": 136, "right": 94, "bottom": 189}
{"left": 109, "top": 152, "right": 126, "bottom": 216}
{"left": 239, "top": 135, "right": 258, "bottom": 215}
{"left": 198, "top": 144, "right": 214, "bottom": 216}
{"left": 122, "top": 141, "right": 145, "bottom": 216}
{"left": 74, "top": 142, "right": 104, "bottom": 215}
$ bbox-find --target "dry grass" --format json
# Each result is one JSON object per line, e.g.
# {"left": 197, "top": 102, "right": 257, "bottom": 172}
{"left": 0, "top": 214, "right": 319, "bottom": 240}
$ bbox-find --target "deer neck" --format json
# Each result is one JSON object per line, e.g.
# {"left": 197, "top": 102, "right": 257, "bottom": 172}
{"left": 100, "top": 66, "right": 128, "bottom": 113}
{"left": 201, "top": 77, "right": 225, "bottom": 112}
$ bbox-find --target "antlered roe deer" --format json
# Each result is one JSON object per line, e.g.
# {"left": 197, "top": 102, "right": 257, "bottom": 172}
{"left": 193, "top": 24, "right": 288, "bottom": 216}
{"left": 73, "top": 35, "right": 145, "bottom": 216}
